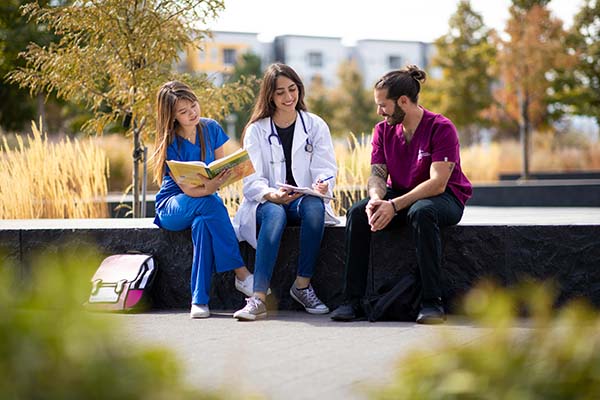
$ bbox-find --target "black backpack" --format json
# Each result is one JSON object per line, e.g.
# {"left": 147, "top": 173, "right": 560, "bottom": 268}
{"left": 361, "top": 273, "right": 422, "bottom": 322}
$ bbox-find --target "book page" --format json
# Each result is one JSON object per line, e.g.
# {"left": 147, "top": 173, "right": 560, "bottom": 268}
{"left": 276, "top": 182, "right": 334, "bottom": 200}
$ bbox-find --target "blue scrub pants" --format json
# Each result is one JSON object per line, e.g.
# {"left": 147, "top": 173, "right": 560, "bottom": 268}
{"left": 156, "top": 193, "right": 244, "bottom": 305}
{"left": 253, "top": 196, "right": 325, "bottom": 293}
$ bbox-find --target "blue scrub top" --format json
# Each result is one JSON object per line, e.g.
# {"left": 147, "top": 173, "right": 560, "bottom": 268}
{"left": 154, "top": 118, "right": 229, "bottom": 222}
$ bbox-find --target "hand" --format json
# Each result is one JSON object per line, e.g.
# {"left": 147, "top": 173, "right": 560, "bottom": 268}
{"left": 312, "top": 181, "right": 329, "bottom": 195}
{"left": 367, "top": 199, "right": 395, "bottom": 232}
{"left": 365, "top": 196, "right": 381, "bottom": 222}
{"left": 266, "top": 188, "right": 302, "bottom": 204}
{"left": 210, "top": 169, "right": 232, "bottom": 191}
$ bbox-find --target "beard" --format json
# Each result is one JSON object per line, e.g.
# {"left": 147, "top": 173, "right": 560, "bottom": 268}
{"left": 385, "top": 103, "right": 406, "bottom": 125}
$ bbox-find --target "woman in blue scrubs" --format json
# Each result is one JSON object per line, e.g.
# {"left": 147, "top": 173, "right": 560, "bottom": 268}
{"left": 151, "top": 81, "right": 254, "bottom": 319}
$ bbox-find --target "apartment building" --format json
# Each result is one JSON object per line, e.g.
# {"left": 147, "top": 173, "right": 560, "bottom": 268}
{"left": 181, "top": 30, "right": 433, "bottom": 88}
{"left": 352, "top": 39, "right": 434, "bottom": 86}
{"left": 179, "top": 31, "right": 269, "bottom": 86}
{"left": 273, "top": 35, "right": 346, "bottom": 88}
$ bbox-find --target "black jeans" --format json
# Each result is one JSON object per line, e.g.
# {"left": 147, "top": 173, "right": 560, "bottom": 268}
{"left": 343, "top": 187, "right": 464, "bottom": 302}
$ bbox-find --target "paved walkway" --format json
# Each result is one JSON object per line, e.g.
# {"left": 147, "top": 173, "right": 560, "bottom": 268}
{"left": 112, "top": 311, "right": 526, "bottom": 400}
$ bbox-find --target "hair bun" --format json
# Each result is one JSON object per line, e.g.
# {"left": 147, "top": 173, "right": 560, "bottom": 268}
{"left": 406, "top": 65, "right": 427, "bottom": 83}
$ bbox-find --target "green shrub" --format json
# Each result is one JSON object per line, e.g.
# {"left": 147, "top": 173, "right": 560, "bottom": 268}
{"left": 0, "top": 249, "right": 232, "bottom": 400}
{"left": 369, "top": 282, "right": 600, "bottom": 400}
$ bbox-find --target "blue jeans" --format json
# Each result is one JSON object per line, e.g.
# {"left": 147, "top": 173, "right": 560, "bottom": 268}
{"left": 156, "top": 193, "right": 244, "bottom": 305}
{"left": 253, "top": 196, "right": 325, "bottom": 293}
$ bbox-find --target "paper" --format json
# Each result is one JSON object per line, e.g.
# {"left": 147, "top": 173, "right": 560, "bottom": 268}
{"left": 167, "top": 148, "right": 255, "bottom": 187}
{"left": 276, "top": 182, "right": 334, "bottom": 200}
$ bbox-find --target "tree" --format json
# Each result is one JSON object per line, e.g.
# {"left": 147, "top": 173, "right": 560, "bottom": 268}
{"left": 494, "top": 1, "right": 570, "bottom": 179}
{"left": 305, "top": 74, "right": 334, "bottom": 129}
{"left": 427, "top": 0, "right": 497, "bottom": 146}
{"left": 0, "top": 0, "right": 69, "bottom": 133}
{"left": 226, "top": 51, "right": 262, "bottom": 139}
{"left": 8, "top": 0, "right": 254, "bottom": 216}
{"left": 329, "top": 60, "right": 378, "bottom": 137}
{"left": 554, "top": 0, "right": 600, "bottom": 127}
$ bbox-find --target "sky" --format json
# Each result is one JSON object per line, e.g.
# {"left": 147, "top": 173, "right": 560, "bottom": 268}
{"left": 210, "top": 0, "right": 583, "bottom": 45}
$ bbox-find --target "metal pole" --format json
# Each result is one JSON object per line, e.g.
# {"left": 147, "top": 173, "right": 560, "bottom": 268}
{"left": 141, "top": 146, "right": 148, "bottom": 217}
{"left": 132, "top": 118, "right": 140, "bottom": 217}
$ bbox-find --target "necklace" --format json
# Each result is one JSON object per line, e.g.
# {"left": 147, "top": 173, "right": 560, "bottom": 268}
{"left": 178, "top": 129, "right": 196, "bottom": 142}
{"left": 273, "top": 112, "right": 297, "bottom": 128}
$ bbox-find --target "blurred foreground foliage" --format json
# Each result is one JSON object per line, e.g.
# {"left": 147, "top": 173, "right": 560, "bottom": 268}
{"left": 0, "top": 249, "right": 241, "bottom": 400}
{"left": 370, "top": 281, "right": 600, "bottom": 400}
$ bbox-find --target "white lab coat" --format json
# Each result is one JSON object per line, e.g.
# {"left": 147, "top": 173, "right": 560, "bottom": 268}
{"left": 233, "top": 111, "right": 340, "bottom": 248}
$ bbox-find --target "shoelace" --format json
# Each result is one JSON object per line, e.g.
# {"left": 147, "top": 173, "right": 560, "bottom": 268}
{"left": 302, "top": 287, "right": 322, "bottom": 306}
{"left": 244, "top": 296, "right": 262, "bottom": 310}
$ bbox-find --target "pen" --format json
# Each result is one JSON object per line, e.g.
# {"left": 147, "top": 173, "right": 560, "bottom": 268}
{"left": 317, "top": 176, "right": 334, "bottom": 184}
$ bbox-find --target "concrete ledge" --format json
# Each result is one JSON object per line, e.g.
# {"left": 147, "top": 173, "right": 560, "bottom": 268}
{"left": 2, "top": 207, "right": 600, "bottom": 311}
{"left": 469, "top": 180, "right": 600, "bottom": 207}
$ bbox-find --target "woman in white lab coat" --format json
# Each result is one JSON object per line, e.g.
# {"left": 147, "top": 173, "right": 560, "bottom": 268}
{"left": 233, "top": 63, "right": 338, "bottom": 321}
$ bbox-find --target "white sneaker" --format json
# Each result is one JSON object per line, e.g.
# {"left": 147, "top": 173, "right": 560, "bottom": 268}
{"left": 190, "top": 304, "right": 210, "bottom": 319}
{"left": 233, "top": 296, "right": 267, "bottom": 321}
{"left": 235, "top": 274, "right": 271, "bottom": 297}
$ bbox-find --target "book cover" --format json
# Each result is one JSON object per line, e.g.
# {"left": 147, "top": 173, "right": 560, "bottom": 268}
{"left": 167, "top": 148, "right": 255, "bottom": 187}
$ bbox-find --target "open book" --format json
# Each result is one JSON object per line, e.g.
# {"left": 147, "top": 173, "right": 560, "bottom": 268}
{"left": 167, "top": 148, "right": 255, "bottom": 188}
{"left": 276, "top": 182, "right": 334, "bottom": 200}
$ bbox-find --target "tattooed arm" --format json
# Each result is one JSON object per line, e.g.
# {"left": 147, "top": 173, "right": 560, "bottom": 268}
{"left": 368, "top": 161, "right": 455, "bottom": 232}
{"left": 367, "top": 163, "right": 388, "bottom": 200}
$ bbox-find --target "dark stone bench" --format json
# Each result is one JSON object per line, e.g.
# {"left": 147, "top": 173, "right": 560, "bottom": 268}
{"left": 469, "top": 180, "right": 600, "bottom": 207}
{"left": 499, "top": 171, "right": 600, "bottom": 180}
{"left": 2, "top": 212, "right": 599, "bottom": 312}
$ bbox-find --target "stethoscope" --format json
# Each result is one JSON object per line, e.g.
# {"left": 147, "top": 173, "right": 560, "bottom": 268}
{"left": 267, "top": 111, "right": 314, "bottom": 179}
{"left": 268, "top": 111, "right": 313, "bottom": 153}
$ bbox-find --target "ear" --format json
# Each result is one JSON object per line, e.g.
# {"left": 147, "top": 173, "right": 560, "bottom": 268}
{"left": 396, "top": 95, "right": 408, "bottom": 107}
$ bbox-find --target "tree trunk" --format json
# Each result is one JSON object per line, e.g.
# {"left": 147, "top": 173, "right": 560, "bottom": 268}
{"left": 518, "top": 88, "right": 530, "bottom": 180}
{"left": 36, "top": 93, "right": 46, "bottom": 130}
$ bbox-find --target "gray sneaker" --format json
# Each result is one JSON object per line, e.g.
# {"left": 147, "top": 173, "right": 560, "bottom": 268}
{"left": 233, "top": 296, "right": 267, "bottom": 321}
{"left": 290, "top": 284, "right": 330, "bottom": 314}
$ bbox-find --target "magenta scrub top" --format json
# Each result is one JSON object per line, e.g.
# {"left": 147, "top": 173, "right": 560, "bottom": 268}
{"left": 371, "top": 108, "right": 472, "bottom": 206}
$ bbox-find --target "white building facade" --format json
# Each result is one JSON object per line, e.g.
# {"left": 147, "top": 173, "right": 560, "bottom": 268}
{"left": 273, "top": 35, "right": 347, "bottom": 88}
{"left": 182, "top": 31, "right": 434, "bottom": 89}
{"left": 352, "top": 39, "right": 434, "bottom": 87}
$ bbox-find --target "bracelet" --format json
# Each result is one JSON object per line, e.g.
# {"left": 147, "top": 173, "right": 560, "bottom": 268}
{"left": 388, "top": 199, "right": 398, "bottom": 214}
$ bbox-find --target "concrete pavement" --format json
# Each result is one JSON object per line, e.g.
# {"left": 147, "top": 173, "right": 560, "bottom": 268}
{"left": 112, "top": 311, "right": 522, "bottom": 400}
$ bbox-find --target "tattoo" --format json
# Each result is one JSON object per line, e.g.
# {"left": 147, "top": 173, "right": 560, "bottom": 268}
{"left": 368, "top": 164, "right": 388, "bottom": 198}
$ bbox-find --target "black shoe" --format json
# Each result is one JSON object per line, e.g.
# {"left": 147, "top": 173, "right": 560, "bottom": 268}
{"left": 416, "top": 299, "right": 446, "bottom": 325}
{"left": 331, "top": 302, "right": 364, "bottom": 322}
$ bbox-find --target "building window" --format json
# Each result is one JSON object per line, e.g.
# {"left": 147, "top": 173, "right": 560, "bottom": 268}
{"left": 308, "top": 51, "right": 323, "bottom": 67}
{"left": 223, "top": 48, "right": 237, "bottom": 65}
{"left": 388, "top": 55, "right": 403, "bottom": 69}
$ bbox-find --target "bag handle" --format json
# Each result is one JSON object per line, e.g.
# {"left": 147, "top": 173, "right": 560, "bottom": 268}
{"left": 91, "top": 279, "right": 102, "bottom": 294}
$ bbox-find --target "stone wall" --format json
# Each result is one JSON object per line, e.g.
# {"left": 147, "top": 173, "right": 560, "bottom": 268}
{"left": 2, "top": 223, "right": 599, "bottom": 312}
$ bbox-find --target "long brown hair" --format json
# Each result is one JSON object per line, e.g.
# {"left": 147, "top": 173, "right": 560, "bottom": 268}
{"left": 374, "top": 64, "right": 427, "bottom": 103}
{"left": 151, "top": 81, "right": 206, "bottom": 183}
{"left": 242, "top": 63, "right": 307, "bottom": 142}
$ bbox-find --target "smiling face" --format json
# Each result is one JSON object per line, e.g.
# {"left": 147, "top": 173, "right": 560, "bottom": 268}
{"left": 174, "top": 98, "right": 200, "bottom": 131}
{"left": 374, "top": 88, "right": 406, "bottom": 125}
{"left": 271, "top": 76, "right": 299, "bottom": 113}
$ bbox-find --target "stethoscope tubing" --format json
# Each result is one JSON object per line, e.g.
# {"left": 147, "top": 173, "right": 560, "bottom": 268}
{"left": 268, "top": 111, "right": 313, "bottom": 153}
